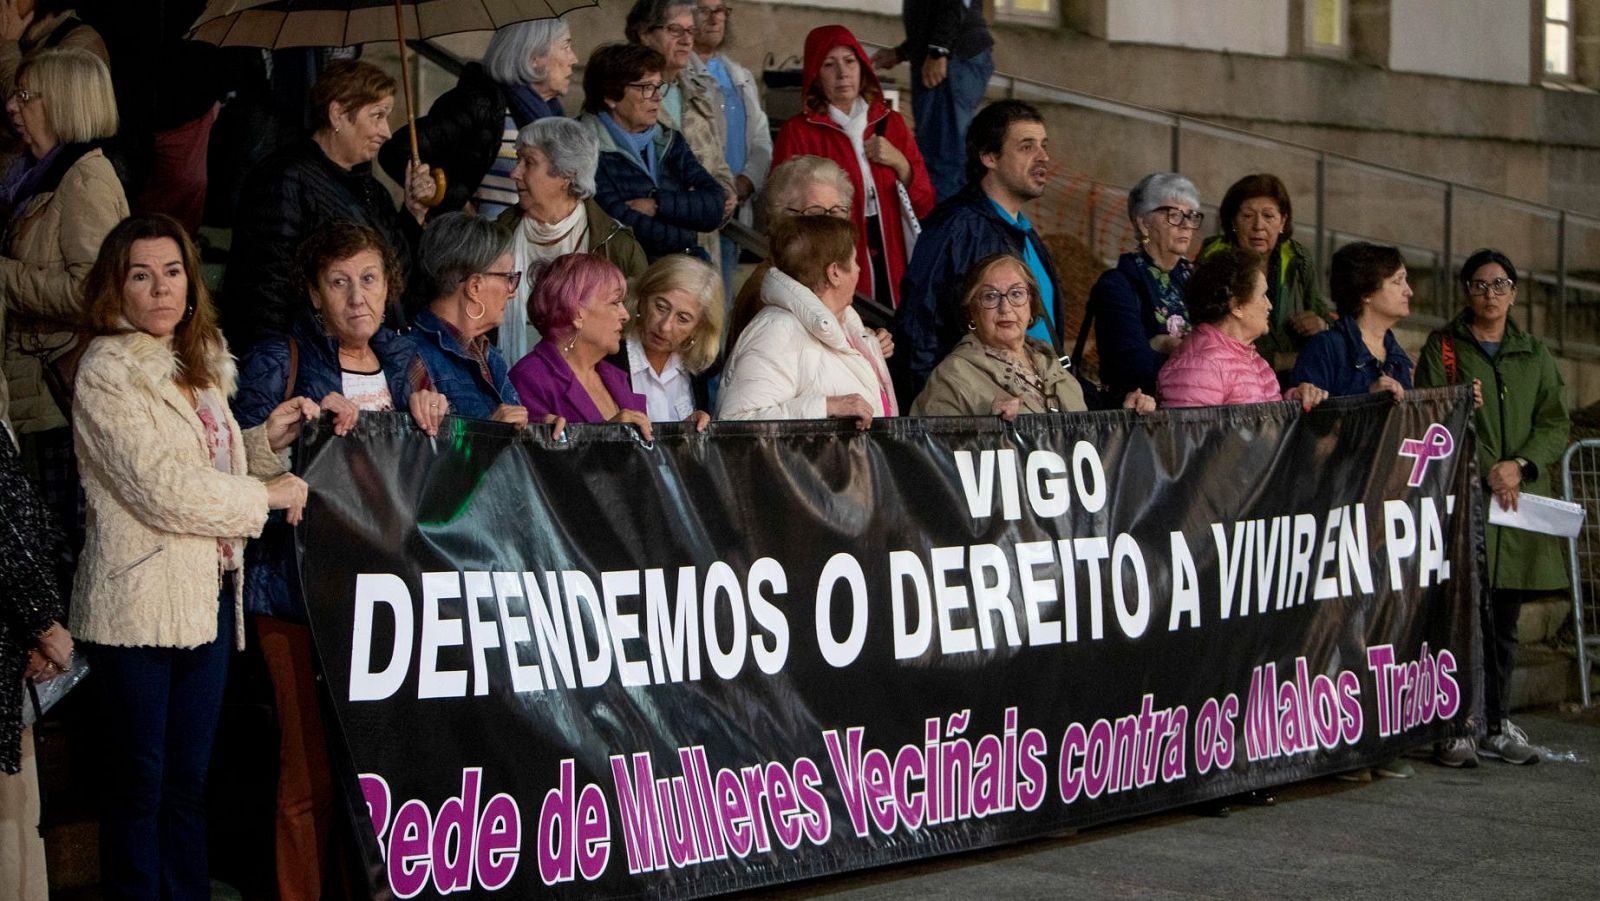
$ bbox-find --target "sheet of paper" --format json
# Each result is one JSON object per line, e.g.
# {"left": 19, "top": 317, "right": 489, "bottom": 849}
{"left": 1487, "top": 492, "right": 1587, "bottom": 538}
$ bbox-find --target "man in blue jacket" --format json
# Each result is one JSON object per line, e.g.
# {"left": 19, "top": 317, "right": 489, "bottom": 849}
{"left": 892, "top": 100, "right": 1063, "bottom": 401}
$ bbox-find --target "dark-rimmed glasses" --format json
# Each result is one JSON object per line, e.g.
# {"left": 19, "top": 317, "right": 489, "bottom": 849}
{"left": 651, "top": 23, "right": 694, "bottom": 40}
{"left": 482, "top": 270, "right": 523, "bottom": 290}
{"left": 1153, "top": 206, "right": 1204, "bottom": 228}
{"left": 626, "top": 81, "right": 671, "bottom": 99}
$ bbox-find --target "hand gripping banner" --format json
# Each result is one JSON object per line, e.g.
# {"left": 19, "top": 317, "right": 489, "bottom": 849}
{"left": 295, "top": 388, "right": 1483, "bottom": 899}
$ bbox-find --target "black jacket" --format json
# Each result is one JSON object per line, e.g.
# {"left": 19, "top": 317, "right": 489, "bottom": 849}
{"left": 377, "top": 63, "right": 549, "bottom": 215}
{"left": 891, "top": 182, "right": 1065, "bottom": 402}
{"left": 897, "top": 0, "right": 993, "bottom": 64}
{"left": 222, "top": 138, "right": 419, "bottom": 351}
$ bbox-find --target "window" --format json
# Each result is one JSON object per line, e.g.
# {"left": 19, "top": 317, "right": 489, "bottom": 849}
{"left": 1305, "top": 0, "right": 1346, "bottom": 55}
{"left": 995, "top": 0, "right": 1057, "bottom": 27}
{"left": 1547, "top": 0, "right": 1573, "bottom": 78}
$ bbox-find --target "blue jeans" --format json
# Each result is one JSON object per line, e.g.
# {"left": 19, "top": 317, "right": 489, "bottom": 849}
{"left": 911, "top": 49, "right": 994, "bottom": 204}
{"left": 92, "top": 585, "right": 234, "bottom": 901}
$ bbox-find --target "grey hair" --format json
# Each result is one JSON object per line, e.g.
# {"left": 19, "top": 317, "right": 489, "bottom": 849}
{"left": 625, "top": 0, "right": 697, "bottom": 43}
{"left": 762, "top": 155, "right": 855, "bottom": 226}
{"left": 514, "top": 117, "right": 598, "bottom": 200}
{"left": 420, "top": 212, "right": 514, "bottom": 300}
{"left": 484, "top": 18, "right": 570, "bottom": 87}
{"left": 1128, "top": 172, "right": 1200, "bottom": 224}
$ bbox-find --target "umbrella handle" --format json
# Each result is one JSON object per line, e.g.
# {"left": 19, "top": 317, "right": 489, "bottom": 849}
{"left": 394, "top": 0, "right": 447, "bottom": 208}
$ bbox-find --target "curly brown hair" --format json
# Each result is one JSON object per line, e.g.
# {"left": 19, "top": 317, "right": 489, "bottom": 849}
{"left": 295, "top": 221, "right": 405, "bottom": 312}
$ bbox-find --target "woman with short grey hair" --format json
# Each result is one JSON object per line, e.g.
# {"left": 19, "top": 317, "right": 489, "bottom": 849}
{"left": 1080, "top": 171, "right": 1205, "bottom": 397}
{"left": 494, "top": 118, "right": 648, "bottom": 362}
{"left": 408, "top": 213, "right": 530, "bottom": 422}
{"left": 380, "top": 17, "right": 580, "bottom": 217}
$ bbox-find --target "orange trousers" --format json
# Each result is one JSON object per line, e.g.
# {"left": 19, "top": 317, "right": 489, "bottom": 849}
{"left": 255, "top": 616, "right": 336, "bottom": 901}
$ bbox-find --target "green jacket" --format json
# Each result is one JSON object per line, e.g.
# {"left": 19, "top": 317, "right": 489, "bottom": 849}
{"left": 1415, "top": 311, "right": 1570, "bottom": 591}
{"left": 1198, "top": 234, "right": 1329, "bottom": 370}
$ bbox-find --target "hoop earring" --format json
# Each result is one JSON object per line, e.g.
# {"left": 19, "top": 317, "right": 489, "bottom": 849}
{"left": 966, "top": 321, "right": 977, "bottom": 331}
{"left": 466, "top": 298, "right": 487, "bottom": 321}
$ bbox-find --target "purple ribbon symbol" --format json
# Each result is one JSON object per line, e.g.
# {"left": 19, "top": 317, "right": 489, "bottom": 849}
{"left": 1399, "top": 423, "right": 1455, "bottom": 487}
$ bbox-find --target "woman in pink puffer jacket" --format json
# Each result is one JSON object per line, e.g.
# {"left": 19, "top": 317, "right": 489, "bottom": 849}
{"left": 1158, "top": 246, "right": 1330, "bottom": 409}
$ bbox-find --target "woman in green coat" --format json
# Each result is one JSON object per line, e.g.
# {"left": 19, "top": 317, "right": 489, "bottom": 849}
{"left": 1198, "top": 173, "right": 1332, "bottom": 382}
{"left": 1415, "top": 247, "right": 1569, "bottom": 769}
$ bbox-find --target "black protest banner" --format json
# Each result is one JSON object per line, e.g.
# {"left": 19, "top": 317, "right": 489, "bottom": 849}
{"left": 295, "top": 388, "right": 1482, "bottom": 899}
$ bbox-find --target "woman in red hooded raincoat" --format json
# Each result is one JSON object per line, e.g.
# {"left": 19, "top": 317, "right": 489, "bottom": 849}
{"left": 771, "top": 25, "right": 935, "bottom": 308}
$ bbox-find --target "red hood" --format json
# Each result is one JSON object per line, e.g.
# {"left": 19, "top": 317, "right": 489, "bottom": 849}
{"left": 801, "top": 25, "right": 884, "bottom": 110}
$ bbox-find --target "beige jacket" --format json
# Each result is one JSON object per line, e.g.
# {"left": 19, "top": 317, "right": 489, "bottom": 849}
{"left": 911, "top": 334, "right": 1089, "bottom": 416}
{"left": 662, "top": 65, "right": 734, "bottom": 267}
{"left": 70, "top": 331, "right": 286, "bottom": 650}
{"left": 0, "top": 148, "right": 129, "bottom": 432}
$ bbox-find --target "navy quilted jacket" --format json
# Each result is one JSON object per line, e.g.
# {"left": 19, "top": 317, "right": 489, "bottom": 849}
{"left": 581, "top": 113, "right": 722, "bottom": 260}
{"left": 231, "top": 312, "right": 428, "bottom": 621}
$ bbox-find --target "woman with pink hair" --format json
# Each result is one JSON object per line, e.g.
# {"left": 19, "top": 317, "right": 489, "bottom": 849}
{"left": 508, "top": 252, "right": 652, "bottom": 437}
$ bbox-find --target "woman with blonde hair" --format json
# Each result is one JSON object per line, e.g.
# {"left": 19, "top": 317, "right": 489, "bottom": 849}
{"left": 71, "top": 213, "right": 314, "bottom": 899}
{"left": 0, "top": 45, "right": 126, "bottom": 595}
{"left": 607, "top": 254, "right": 722, "bottom": 428}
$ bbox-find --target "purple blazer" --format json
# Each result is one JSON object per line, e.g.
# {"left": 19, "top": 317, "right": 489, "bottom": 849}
{"left": 508, "top": 339, "right": 647, "bottom": 424}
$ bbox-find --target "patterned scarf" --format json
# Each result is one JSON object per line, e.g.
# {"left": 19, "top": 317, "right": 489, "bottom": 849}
{"left": 1142, "top": 248, "right": 1193, "bottom": 338}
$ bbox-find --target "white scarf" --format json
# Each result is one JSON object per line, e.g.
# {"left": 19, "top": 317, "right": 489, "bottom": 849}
{"left": 503, "top": 201, "right": 588, "bottom": 363}
{"left": 827, "top": 98, "right": 878, "bottom": 217}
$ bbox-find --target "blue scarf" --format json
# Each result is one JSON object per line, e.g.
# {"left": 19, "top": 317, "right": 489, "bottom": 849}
{"left": 505, "top": 84, "right": 561, "bottom": 126}
{"left": 599, "top": 112, "right": 659, "bottom": 184}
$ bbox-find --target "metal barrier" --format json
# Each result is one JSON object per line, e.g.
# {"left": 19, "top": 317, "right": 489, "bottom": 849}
{"left": 1561, "top": 439, "right": 1600, "bottom": 706}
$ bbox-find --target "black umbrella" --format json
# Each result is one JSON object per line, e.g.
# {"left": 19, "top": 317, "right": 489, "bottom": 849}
{"left": 189, "top": 0, "right": 596, "bottom": 204}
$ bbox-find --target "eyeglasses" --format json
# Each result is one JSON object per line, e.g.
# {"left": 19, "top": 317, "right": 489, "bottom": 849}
{"left": 8, "top": 88, "right": 41, "bottom": 103}
{"left": 482, "top": 269, "right": 523, "bottom": 290}
{"left": 1466, "top": 277, "right": 1515, "bottom": 297}
{"left": 652, "top": 23, "right": 694, "bottom": 40}
{"left": 976, "top": 286, "right": 1031, "bottom": 310}
{"left": 626, "top": 81, "right": 671, "bottom": 99}
{"left": 1153, "top": 206, "right": 1204, "bottom": 228}
{"left": 695, "top": 4, "right": 732, "bottom": 20}
{"left": 787, "top": 203, "right": 851, "bottom": 219}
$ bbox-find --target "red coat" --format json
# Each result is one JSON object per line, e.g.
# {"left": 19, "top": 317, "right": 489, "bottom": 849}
{"left": 771, "top": 25, "right": 935, "bottom": 308}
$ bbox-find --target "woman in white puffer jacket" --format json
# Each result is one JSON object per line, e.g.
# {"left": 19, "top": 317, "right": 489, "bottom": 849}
{"left": 716, "top": 215, "right": 897, "bottom": 426}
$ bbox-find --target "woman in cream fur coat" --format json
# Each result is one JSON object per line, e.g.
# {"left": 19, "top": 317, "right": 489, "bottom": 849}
{"left": 717, "top": 215, "right": 897, "bottom": 426}
{"left": 71, "top": 214, "right": 313, "bottom": 900}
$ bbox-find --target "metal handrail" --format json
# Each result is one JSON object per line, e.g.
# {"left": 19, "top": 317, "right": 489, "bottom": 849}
{"left": 407, "top": 35, "right": 1598, "bottom": 354}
